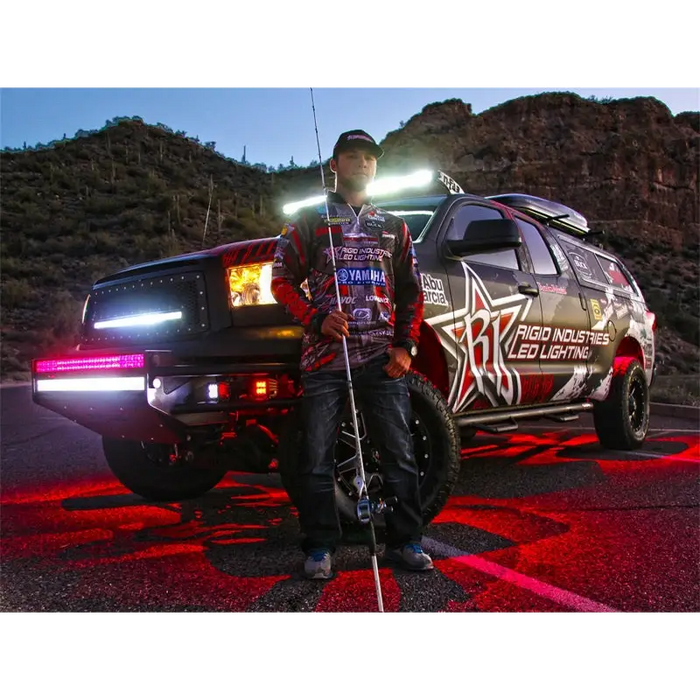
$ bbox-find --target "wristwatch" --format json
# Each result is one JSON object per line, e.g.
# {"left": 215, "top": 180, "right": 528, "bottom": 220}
{"left": 394, "top": 340, "right": 418, "bottom": 358}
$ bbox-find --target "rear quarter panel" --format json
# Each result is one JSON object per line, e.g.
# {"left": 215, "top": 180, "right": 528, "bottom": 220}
{"left": 553, "top": 231, "right": 654, "bottom": 400}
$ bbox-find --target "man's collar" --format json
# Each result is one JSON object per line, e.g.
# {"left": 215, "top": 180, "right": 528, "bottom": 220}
{"left": 328, "top": 190, "right": 373, "bottom": 207}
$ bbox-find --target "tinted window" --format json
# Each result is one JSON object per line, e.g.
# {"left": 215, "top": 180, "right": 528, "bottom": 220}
{"left": 597, "top": 256, "right": 634, "bottom": 292}
{"left": 517, "top": 219, "right": 558, "bottom": 275}
{"left": 558, "top": 240, "right": 608, "bottom": 285}
{"left": 448, "top": 205, "right": 519, "bottom": 270}
{"left": 467, "top": 249, "right": 519, "bottom": 270}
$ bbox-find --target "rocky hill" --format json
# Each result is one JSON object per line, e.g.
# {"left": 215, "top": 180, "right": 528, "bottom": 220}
{"left": 1, "top": 92, "right": 698, "bottom": 379}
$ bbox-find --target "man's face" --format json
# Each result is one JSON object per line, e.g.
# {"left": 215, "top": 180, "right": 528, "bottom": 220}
{"left": 331, "top": 148, "right": 377, "bottom": 192}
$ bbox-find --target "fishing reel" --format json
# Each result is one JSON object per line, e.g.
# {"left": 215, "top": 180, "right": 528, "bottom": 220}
{"left": 356, "top": 496, "right": 398, "bottom": 524}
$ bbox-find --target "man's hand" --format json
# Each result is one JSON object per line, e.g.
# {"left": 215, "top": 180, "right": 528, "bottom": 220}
{"left": 383, "top": 347, "right": 411, "bottom": 378}
{"left": 320, "top": 310, "right": 350, "bottom": 341}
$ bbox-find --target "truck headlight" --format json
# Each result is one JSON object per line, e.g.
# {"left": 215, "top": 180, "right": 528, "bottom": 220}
{"left": 226, "top": 263, "right": 276, "bottom": 308}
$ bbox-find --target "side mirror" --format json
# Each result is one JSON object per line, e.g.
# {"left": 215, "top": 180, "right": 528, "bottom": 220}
{"left": 446, "top": 219, "right": 522, "bottom": 257}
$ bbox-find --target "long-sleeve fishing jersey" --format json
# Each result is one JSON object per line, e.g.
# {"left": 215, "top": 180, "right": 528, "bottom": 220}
{"left": 270, "top": 191, "right": 424, "bottom": 373}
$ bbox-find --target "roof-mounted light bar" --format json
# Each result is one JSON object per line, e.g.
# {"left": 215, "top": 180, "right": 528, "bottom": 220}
{"left": 282, "top": 169, "right": 462, "bottom": 216}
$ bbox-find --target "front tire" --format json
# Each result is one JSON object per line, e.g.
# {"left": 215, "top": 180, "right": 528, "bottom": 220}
{"left": 594, "top": 358, "right": 650, "bottom": 449}
{"left": 102, "top": 438, "right": 227, "bottom": 501}
{"left": 278, "top": 371, "right": 460, "bottom": 525}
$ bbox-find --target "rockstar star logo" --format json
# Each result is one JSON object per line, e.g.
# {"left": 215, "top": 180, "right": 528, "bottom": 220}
{"left": 426, "top": 263, "right": 533, "bottom": 412}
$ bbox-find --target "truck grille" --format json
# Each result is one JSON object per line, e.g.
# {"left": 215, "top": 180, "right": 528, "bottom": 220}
{"left": 82, "top": 270, "right": 209, "bottom": 346}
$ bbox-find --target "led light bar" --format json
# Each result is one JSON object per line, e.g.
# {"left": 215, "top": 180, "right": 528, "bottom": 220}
{"left": 36, "top": 377, "right": 146, "bottom": 392}
{"left": 35, "top": 354, "right": 145, "bottom": 373}
{"left": 94, "top": 311, "right": 182, "bottom": 329}
{"left": 282, "top": 169, "right": 435, "bottom": 216}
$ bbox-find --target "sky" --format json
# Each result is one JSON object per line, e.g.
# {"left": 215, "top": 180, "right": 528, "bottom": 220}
{"left": 2, "top": 88, "right": 698, "bottom": 169}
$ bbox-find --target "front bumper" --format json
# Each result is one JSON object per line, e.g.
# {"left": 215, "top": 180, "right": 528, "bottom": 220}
{"left": 32, "top": 350, "right": 300, "bottom": 443}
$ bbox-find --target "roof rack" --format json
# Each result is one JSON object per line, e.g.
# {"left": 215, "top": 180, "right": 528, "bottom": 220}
{"left": 486, "top": 193, "right": 591, "bottom": 237}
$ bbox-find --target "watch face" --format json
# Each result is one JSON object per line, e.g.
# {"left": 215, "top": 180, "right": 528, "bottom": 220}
{"left": 410, "top": 344, "right": 417, "bottom": 357}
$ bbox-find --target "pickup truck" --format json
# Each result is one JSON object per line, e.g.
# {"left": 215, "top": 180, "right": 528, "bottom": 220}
{"left": 32, "top": 172, "right": 656, "bottom": 525}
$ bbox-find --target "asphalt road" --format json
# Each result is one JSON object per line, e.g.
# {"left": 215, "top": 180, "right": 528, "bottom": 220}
{"left": 1, "top": 384, "right": 698, "bottom": 612}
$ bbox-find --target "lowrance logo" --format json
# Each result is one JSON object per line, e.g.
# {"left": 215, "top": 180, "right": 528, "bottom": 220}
{"left": 336, "top": 268, "right": 386, "bottom": 287}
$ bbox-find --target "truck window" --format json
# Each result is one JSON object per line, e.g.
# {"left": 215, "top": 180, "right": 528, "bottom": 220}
{"left": 597, "top": 256, "right": 634, "bottom": 293}
{"left": 557, "top": 239, "right": 609, "bottom": 286}
{"left": 447, "top": 204, "right": 519, "bottom": 271}
{"left": 517, "top": 218, "right": 558, "bottom": 275}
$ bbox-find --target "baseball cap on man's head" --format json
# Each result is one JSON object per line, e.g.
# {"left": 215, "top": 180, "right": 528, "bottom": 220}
{"left": 332, "top": 129, "right": 384, "bottom": 160}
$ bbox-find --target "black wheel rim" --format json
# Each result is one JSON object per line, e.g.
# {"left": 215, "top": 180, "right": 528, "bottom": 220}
{"left": 628, "top": 376, "right": 647, "bottom": 433}
{"left": 334, "top": 409, "right": 432, "bottom": 501}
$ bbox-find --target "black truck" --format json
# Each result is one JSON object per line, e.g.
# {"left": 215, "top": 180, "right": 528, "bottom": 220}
{"left": 32, "top": 172, "right": 656, "bottom": 524}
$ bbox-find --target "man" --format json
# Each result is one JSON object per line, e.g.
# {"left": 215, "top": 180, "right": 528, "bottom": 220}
{"left": 271, "top": 129, "right": 432, "bottom": 580}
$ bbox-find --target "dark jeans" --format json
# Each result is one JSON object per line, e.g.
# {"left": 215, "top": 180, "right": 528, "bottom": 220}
{"left": 298, "top": 353, "right": 423, "bottom": 553}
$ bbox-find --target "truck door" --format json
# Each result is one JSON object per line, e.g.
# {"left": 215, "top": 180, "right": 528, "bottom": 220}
{"left": 428, "top": 201, "right": 544, "bottom": 413}
{"left": 515, "top": 217, "right": 593, "bottom": 403}
{"left": 551, "top": 233, "right": 631, "bottom": 396}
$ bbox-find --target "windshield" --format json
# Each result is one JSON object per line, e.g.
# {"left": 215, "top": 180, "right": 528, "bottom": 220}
{"left": 384, "top": 209, "right": 436, "bottom": 240}
{"left": 377, "top": 196, "right": 446, "bottom": 241}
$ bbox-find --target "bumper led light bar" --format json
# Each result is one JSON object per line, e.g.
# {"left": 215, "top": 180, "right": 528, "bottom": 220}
{"left": 36, "top": 377, "right": 146, "bottom": 392}
{"left": 34, "top": 354, "right": 147, "bottom": 392}
{"left": 35, "top": 354, "right": 145, "bottom": 373}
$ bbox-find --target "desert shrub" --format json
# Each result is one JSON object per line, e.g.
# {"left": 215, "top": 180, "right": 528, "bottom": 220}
{"left": 2, "top": 278, "right": 37, "bottom": 306}
{"left": 50, "top": 291, "right": 83, "bottom": 338}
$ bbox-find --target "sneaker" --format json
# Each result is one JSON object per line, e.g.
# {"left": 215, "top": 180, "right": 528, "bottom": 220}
{"left": 304, "top": 549, "right": 333, "bottom": 580}
{"left": 385, "top": 543, "right": 434, "bottom": 571}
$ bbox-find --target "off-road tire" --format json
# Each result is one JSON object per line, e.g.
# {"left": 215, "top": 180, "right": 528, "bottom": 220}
{"left": 593, "top": 358, "right": 650, "bottom": 450}
{"left": 102, "top": 437, "right": 227, "bottom": 501}
{"left": 278, "top": 371, "right": 460, "bottom": 526}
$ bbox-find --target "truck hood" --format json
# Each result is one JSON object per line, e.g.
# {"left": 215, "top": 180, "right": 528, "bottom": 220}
{"left": 95, "top": 237, "right": 280, "bottom": 283}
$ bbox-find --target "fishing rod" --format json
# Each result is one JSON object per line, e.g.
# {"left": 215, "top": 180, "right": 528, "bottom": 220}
{"left": 309, "top": 88, "right": 385, "bottom": 613}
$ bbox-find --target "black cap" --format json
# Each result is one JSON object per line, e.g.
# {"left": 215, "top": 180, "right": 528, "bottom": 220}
{"left": 332, "top": 129, "right": 384, "bottom": 160}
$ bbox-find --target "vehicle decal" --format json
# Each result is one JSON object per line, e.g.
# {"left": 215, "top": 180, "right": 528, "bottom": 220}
{"left": 592, "top": 288, "right": 628, "bottom": 330}
{"left": 569, "top": 252, "right": 594, "bottom": 278}
{"left": 590, "top": 367, "right": 613, "bottom": 401}
{"left": 600, "top": 259, "right": 633, "bottom": 290}
{"left": 507, "top": 325, "right": 610, "bottom": 362}
{"left": 426, "top": 263, "right": 533, "bottom": 410}
{"left": 538, "top": 283, "right": 567, "bottom": 295}
{"left": 548, "top": 239, "right": 571, "bottom": 272}
{"left": 437, "top": 171, "right": 464, "bottom": 194}
{"left": 421, "top": 273, "right": 449, "bottom": 307}
{"left": 551, "top": 364, "right": 591, "bottom": 402}
{"left": 626, "top": 315, "right": 655, "bottom": 376}
{"left": 221, "top": 239, "right": 277, "bottom": 268}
